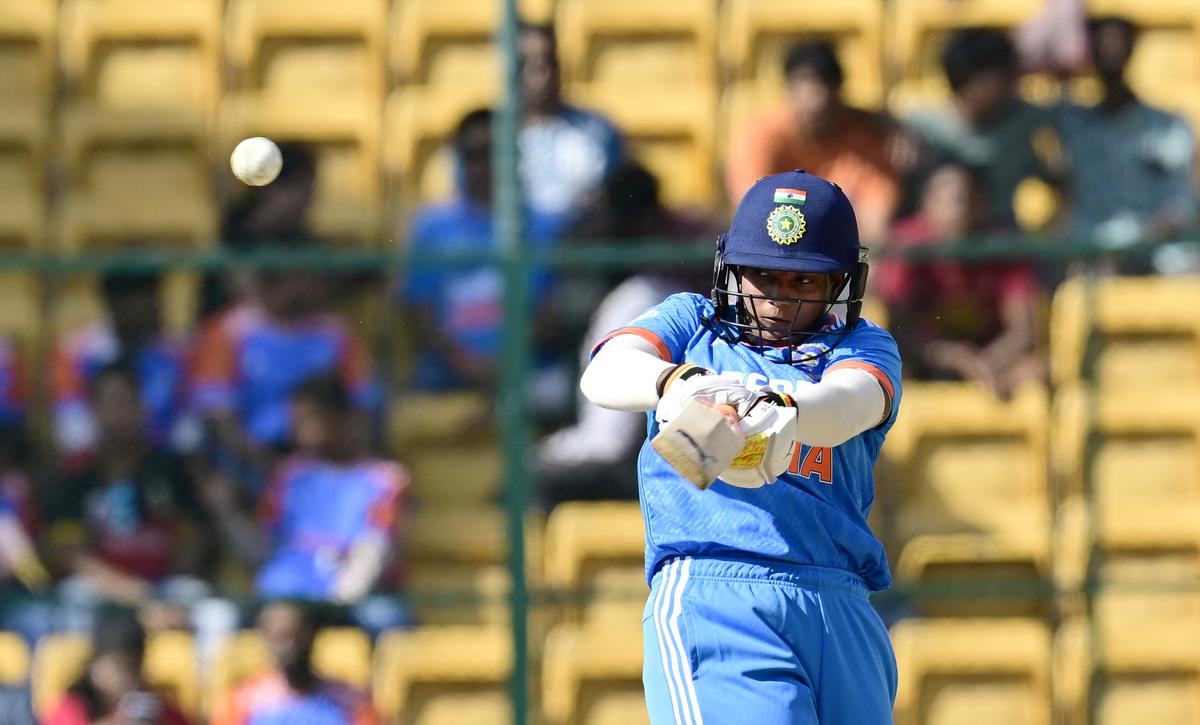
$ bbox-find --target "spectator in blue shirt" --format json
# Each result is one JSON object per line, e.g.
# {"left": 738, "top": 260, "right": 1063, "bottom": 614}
{"left": 403, "top": 108, "right": 563, "bottom": 391}
{"left": 519, "top": 23, "right": 624, "bottom": 222}
{"left": 1050, "top": 16, "right": 1198, "bottom": 264}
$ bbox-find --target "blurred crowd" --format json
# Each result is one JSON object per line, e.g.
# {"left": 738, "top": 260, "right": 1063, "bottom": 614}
{"left": 0, "top": 11, "right": 1198, "bottom": 723}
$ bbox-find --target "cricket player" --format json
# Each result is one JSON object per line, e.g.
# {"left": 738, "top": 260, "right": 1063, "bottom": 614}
{"left": 581, "top": 170, "right": 901, "bottom": 723}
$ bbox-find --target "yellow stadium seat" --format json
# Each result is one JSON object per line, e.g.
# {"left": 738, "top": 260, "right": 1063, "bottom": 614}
{"left": 390, "top": 391, "right": 494, "bottom": 448}
{"left": 227, "top": 0, "right": 386, "bottom": 98}
{"left": 31, "top": 633, "right": 90, "bottom": 718}
{"left": 882, "top": 383, "right": 1051, "bottom": 616}
{"left": 1050, "top": 275, "right": 1200, "bottom": 388}
{"left": 406, "top": 444, "right": 502, "bottom": 505}
{"left": 1054, "top": 384, "right": 1200, "bottom": 517}
{"left": 384, "top": 85, "right": 496, "bottom": 209}
{"left": 390, "top": 0, "right": 501, "bottom": 88}
{"left": 0, "top": 129, "right": 46, "bottom": 249}
{"left": 143, "top": 631, "right": 199, "bottom": 715}
{"left": 0, "top": 1, "right": 57, "bottom": 116}
{"left": 543, "top": 502, "right": 646, "bottom": 624}
{"left": 892, "top": 617, "right": 1053, "bottom": 725}
{"left": 0, "top": 274, "right": 43, "bottom": 357}
{"left": 556, "top": 0, "right": 717, "bottom": 87}
{"left": 887, "top": 0, "right": 1044, "bottom": 111}
{"left": 722, "top": 0, "right": 885, "bottom": 110}
{"left": 569, "top": 84, "right": 717, "bottom": 207}
{"left": 0, "top": 632, "right": 30, "bottom": 686}
{"left": 33, "top": 631, "right": 196, "bottom": 718}
{"left": 54, "top": 109, "right": 216, "bottom": 251}
{"left": 1055, "top": 613, "right": 1200, "bottom": 724}
{"left": 222, "top": 92, "right": 382, "bottom": 245}
{"left": 542, "top": 620, "right": 646, "bottom": 725}
{"left": 60, "top": 0, "right": 221, "bottom": 115}
{"left": 372, "top": 626, "right": 511, "bottom": 723}
{"left": 410, "top": 506, "right": 508, "bottom": 566}
{"left": 409, "top": 565, "right": 511, "bottom": 626}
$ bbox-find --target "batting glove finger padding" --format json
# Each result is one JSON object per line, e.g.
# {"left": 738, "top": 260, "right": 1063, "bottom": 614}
{"left": 655, "top": 371, "right": 760, "bottom": 426}
{"left": 717, "top": 399, "right": 798, "bottom": 488}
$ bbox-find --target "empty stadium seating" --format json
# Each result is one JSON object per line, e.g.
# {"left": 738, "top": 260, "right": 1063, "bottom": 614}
{"left": 721, "top": 0, "right": 885, "bottom": 110}
{"left": 556, "top": 0, "right": 717, "bottom": 87}
{"left": 542, "top": 620, "right": 647, "bottom": 725}
{"left": 543, "top": 501, "right": 646, "bottom": 624}
{"left": 881, "top": 383, "right": 1052, "bottom": 616}
{"left": 892, "top": 617, "right": 1053, "bottom": 725}
{"left": 1050, "top": 275, "right": 1200, "bottom": 388}
{"left": 227, "top": 0, "right": 385, "bottom": 99}
{"left": 0, "top": 2, "right": 54, "bottom": 249}
{"left": 55, "top": 106, "right": 217, "bottom": 251}
{"left": 390, "top": 0, "right": 501, "bottom": 89}
{"left": 569, "top": 84, "right": 717, "bottom": 207}
{"left": 60, "top": 0, "right": 221, "bottom": 115}
{"left": 372, "top": 626, "right": 512, "bottom": 723}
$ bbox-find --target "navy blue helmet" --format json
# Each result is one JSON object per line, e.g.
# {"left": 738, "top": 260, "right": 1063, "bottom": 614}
{"left": 710, "top": 169, "right": 869, "bottom": 346}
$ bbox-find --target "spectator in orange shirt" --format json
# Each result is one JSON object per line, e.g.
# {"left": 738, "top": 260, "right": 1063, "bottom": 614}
{"left": 212, "top": 600, "right": 379, "bottom": 725}
{"left": 725, "top": 40, "right": 899, "bottom": 243}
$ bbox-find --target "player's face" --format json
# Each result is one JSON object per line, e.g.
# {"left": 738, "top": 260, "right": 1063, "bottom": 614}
{"left": 738, "top": 267, "right": 833, "bottom": 341}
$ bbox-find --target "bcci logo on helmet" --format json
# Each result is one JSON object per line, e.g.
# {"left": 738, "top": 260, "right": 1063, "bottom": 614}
{"left": 766, "top": 205, "right": 806, "bottom": 245}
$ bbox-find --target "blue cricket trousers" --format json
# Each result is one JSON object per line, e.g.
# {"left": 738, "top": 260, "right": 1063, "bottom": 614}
{"left": 642, "top": 556, "right": 897, "bottom": 724}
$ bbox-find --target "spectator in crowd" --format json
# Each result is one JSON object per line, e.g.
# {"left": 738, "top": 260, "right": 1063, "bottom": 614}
{"left": 519, "top": 23, "right": 625, "bottom": 223}
{"left": 536, "top": 162, "right": 710, "bottom": 510}
{"left": 1050, "top": 16, "right": 1198, "bottom": 264}
{"left": 52, "top": 270, "right": 196, "bottom": 458}
{"left": 725, "top": 40, "right": 899, "bottom": 243}
{"left": 404, "top": 108, "right": 563, "bottom": 392}
{"left": 44, "top": 609, "right": 189, "bottom": 725}
{"left": 203, "top": 143, "right": 319, "bottom": 319}
{"left": 201, "top": 375, "right": 408, "bottom": 635}
{"left": 192, "top": 263, "right": 378, "bottom": 491}
{"left": 0, "top": 424, "right": 46, "bottom": 598}
{"left": 903, "top": 28, "right": 1054, "bottom": 229}
{"left": 877, "top": 159, "right": 1044, "bottom": 398}
{"left": 212, "top": 600, "right": 379, "bottom": 725}
{"left": 41, "top": 363, "right": 211, "bottom": 616}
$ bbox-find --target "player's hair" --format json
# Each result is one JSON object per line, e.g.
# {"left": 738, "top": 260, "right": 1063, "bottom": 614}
{"left": 1087, "top": 15, "right": 1137, "bottom": 44}
{"left": 782, "top": 40, "right": 844, "bottom": 89}
{"left": 292, "top": 373, "right": 353, "bottom": 415}
{"left": 101, "top": 267, "right": 160, "bottom": 305}
{"left": 453, "top": 108, "right": 494, "bottom": 151}
{"left": 940, "top": 27, "right": 1016, "bottom": 92}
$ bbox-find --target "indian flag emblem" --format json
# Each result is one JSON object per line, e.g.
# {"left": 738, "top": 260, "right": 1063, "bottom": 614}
{"left": 773, "top": 188, "right": 807, "bottom": 205}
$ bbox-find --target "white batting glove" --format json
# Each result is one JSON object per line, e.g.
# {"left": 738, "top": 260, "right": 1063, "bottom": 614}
{"left": 654, "top": 366, "right": 759, "bottom": 426}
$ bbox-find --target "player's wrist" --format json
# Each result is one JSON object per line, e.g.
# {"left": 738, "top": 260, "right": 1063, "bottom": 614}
{"left": 757, "top": 390, "right": 796, "bottom": 408}
{"left": 655, "top": 363, "right": 711, "bottom": 398}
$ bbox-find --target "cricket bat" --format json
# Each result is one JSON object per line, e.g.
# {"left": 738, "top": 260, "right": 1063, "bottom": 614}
{"left": 651, "top": 399, "right": 746, "bottom": 489}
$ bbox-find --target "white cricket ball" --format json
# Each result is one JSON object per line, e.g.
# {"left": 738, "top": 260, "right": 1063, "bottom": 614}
{"left": 230, "top": 136, "right": 283, "bottom": 187}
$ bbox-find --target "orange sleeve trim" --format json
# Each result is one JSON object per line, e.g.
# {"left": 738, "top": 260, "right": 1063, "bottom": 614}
{"left": 591, "top": 327, "right": 672, "bottom": 362}
{"left": 827, "top": 360, "right": 896, "bottom": 426}
{"left": 826, "top": 360, "right": 895, "bottom": 400}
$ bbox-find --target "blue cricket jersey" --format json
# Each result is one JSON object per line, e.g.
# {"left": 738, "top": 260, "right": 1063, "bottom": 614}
{"left": 592, "top": 293, "right": 902, "bottom": 591}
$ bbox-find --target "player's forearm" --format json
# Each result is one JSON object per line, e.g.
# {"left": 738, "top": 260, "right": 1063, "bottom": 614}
{"left": 580, "top": 336, "right": 675, "bottom": 411}
{"left": 333, "top": 535, "right": 389, "bottom": 602}
{"left": 790, "top": 368, "right": 888, "bottom": 447}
